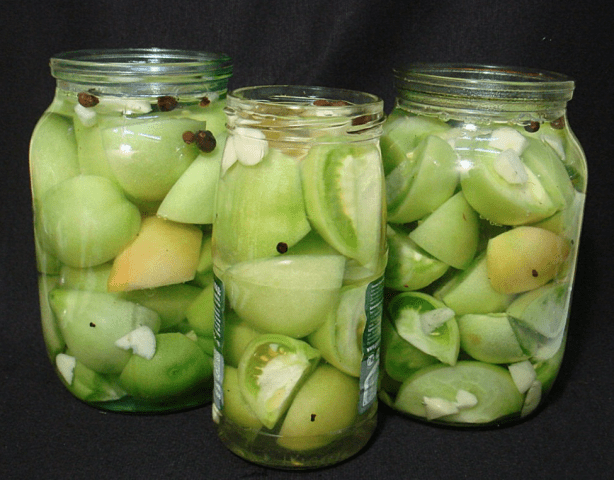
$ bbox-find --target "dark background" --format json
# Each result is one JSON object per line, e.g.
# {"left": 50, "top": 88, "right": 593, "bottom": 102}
{"left": 1, "top": 1, "right": 613, "bottom": 479}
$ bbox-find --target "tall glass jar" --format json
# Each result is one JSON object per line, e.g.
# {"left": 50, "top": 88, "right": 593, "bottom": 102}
{"left": 30, "top": 49, "right": 232, "bottom": 413}
{"left": 379, "top": 64, "right": 587, "bottom": 426}
{"left": 211, "top": 86, "right": 387, "bottom": 468}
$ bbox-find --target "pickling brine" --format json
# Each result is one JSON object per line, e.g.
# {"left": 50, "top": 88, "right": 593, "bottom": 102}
{"left": 211, "top": 86, "right": 386, "bottom": 468}
{"left": 30, "top": 49, "right": 232, "bottom": 412}
{"left": 378, "top": 64, "right": 587, "bottom": 426}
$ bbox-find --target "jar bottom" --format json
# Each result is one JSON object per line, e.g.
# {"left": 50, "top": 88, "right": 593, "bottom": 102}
{"left": 53, "top": 370, "right": 213, "bottom": 414}
{"left": 214, "top": 403, "right": 378, "bottom": 469}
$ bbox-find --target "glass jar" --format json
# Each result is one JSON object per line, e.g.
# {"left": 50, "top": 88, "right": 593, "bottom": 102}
{"left": 379, "top": 64, "right": 587, "bottom": 426}
{"left": 211, "top": 86, "right": 387, "bottom": 468}
{"left": 29, "top": 49, "right": 232, "bottom": 413}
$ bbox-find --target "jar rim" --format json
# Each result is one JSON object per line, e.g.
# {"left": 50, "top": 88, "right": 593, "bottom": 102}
{"left": 50, "top": 48, "right": 233, "bottom": 82}
{"left": 228, "top": 85, "right": 383, "bottom": 108}
{"left": 392, "top": 63, "right": 575, "bottom": 121}
{"left": 394, "top": 63, "right": 574, "bottom": 97}
{"left": 225, "top": 85, "right": 384, "bottom": 140}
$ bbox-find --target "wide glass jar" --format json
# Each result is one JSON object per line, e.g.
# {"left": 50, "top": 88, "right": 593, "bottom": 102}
{"left": 379, "top": 64, "right": 587, "bottom": 426}
{"left": 30, "top": 49, "right": 232, "bottom": 413}
{"left": 211, "top": 86, "right": 387, "bottom": 468}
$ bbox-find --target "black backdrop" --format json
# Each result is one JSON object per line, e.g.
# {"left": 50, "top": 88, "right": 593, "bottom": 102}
{"left": 1, "top": 1, "right": 613, "bottom": 479}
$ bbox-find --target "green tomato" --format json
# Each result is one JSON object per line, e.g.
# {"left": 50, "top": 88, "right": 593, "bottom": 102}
{"left": 308, "top": 284, "right": 368, "bottom": 377}
{"left": 278, "top": 365, "right": 359, "bottom": 452}
{"left": 122, "top": 284, "right": 202, "bottom": 331}
{"left": 49, "top": 289, "right": 161, "bottom": 375}
{"left": 59, "top": 263, "right": 113, "bottom": 292}
{"left": 185, "top": 283, "right": 215, "bottom": 337}
{"left": 222, "top": 311, "right": 262, "bottom": 368}
{"left": 380, "top": 110, "right": 451, "bottom": 175}
{"left": 385, "top": 224, "right": 449, "bottom": 292}
{"left": 157, "top": 133, "right": 227, "bottom": 224}
{"left": 119, "top": 333, "right": 212, "bottom": 401}
{"left": 56, "top": 354, "right": 126, "bottom": 402}
{"left": 301, "top": 142, "right": 385, "bottom": 270}
{"left": 214, "top": 148, "right": 311, "bottom": 265}
{"left": 408, "top": 191, "right": 479, "bottom": 270}
{"left": 237, "top": 334, "right": 321, "bottom": 429}
{"left": 221, "top": 366, "right": 263, "bottom": 430}
{"left": 386, "top": 134, "right": 458, "bottom": 224}
{"left": 38, "top": 275, "right": 64, "bottom": 361}
{"left": 460, "top": 148, "right": 557, "bottom": 226}
{"left": 388, "top": 292, "right": 460, "bottom": 366}
{"left": 37, "top": 175, "right": 141, "bottom": 268}
{"left": 395, "top": 361, "right": 523, "bottom": 424}
{"left": 381, "top": 315, "right": 437, "bottom": 383}
{"left": 101, "top": 117, "right": 204, "bottom": 202}
{"left": 29, "top": 112, "right": 80, "bottom": 201}
{"left": 224, "top": 254, "right": 345, "bottom": 338}
{"left": 458, "top": 313, "right": 529, "bottom": 364}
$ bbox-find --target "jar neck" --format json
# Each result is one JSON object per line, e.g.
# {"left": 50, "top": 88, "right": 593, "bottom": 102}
{"left": 224, "top": 85, "right": 384, "bottom": 142}
{"left": 394, "top": 64, "right": 575, "bottom": 124}
{"left": 51, "top": 48, "right": 233, "bottom": 98}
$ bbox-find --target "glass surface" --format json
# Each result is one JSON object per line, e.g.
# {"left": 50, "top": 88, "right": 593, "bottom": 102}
{"left": 379, "top": 64, "right": 587, "bottom": 426}
{"left": 211, "top": 86, "right": 386, "bottom": 468}
{"left": 30, "top": 49, "right": 232, "bottom": 412}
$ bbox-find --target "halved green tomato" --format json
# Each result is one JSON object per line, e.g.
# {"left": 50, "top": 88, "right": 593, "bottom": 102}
{"left": 214, "top": 148, "right": 311, "bottom": 265}
{"left": 122, "top": 284, "right": 202, "bottom": 331}
{"left": 380, "top": 110, "right": 451, "bottom": 174}
{"left": 308, "top": 284, "right": 368, "bottom": 377}
{"left": 39, "top": 275, "right": 65, "bottom": 361}
{"left": 221, "top": 365, "right": 263, "bottom": 430}
{"left": 387, "top": 292, "right": 459, "bottom": 366}
{"left": 460, "top": 148, "right": 557, "bottom": 226}
{"left": 119, "top": 332, "right": 212, "bottom": 401}
{"left": 381, "top": 315, "right": 438, "bottom": 383}
{"left": 408, "top": 192, "right": 479, "bottom": 270}
{"left": 458, "top": 313, "right": 529, "bottom": 364}
{"left": 506, "top": 282, "right": 570, "bottom": 339}
{"left": 29, "top": 112, "right": 80, "bottom": 201}
{"left": 301, "top": 142, "right": 385, "bottom": 269}
{"left": 434, "top": 254, "right": 514, "bottom": 316}
{"left": 56, "top": 354, "right": 126, "bottom": 402}
{"left": 224, "top": 254, "right": 345, "bottom": 338}
{"left": 101, "top": 117, "right": 203, "bottom": 202}
{"left": 394, "top": 361, "right": 523, "bottom": 424}
{"left": 49, "top": 289, "right": 161, "bottom": 375}
{"left": 278, "top": 365, "right": 359, "bottom": 451}
{"left": 506, "top": 283, "right": 570, "bottom": 362}
{"left": 386, "top": 135, "right": 458, "bottom": 224}
{"left": 385, "top": 224, "right": 449, "bottom": 292}
{"left": 237, "top": 334, "right": 321, "bottom": 429}
{"left": 157, "top": 133, "right": 227, "bottom": 224}
{"left": 37, "top": 175, "right": 141, "bottom": 268}
{"left": 59, "top": 263, "right": 113, "bottom": 292}
{"left": 521, "top": 137, "right": 575, "bottom": 210}
{"left": 222, "top": 311, "right": 262, "bottom": 368}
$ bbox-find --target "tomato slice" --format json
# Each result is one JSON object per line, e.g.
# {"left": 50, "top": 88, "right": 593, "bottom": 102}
{"left": 237, "top": 334, "right": 321, "bottom": 429}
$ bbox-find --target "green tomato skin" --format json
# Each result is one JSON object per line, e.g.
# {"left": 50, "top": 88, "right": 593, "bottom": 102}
{"left": 119, "top": 333, "right": 212, "bottom": 401}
